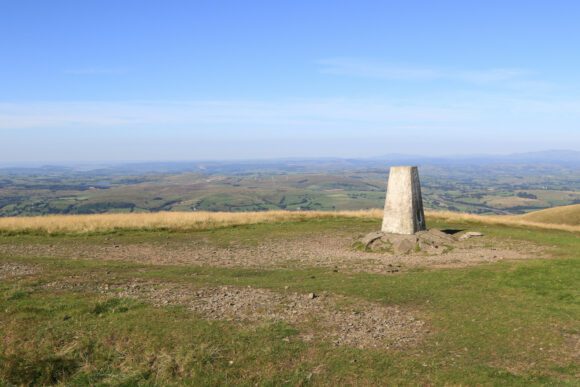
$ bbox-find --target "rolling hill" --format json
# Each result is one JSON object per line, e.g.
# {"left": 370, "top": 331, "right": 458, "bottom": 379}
{"left": 518, "top": 204, "right": 580, "bottom": 226}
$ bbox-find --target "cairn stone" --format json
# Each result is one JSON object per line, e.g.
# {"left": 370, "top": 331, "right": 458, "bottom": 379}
{"left": 458, "top": 231, "right": 484, "bottom": 240}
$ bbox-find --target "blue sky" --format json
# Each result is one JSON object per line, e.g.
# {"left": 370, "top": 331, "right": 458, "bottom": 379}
{"left": 1, "top": 0, "right": 579, "bottom": 162}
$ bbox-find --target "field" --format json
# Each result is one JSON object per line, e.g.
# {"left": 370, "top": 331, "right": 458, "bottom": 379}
{"left": 1, "top": 210, "right": 578, "bottom": 385}
{"left": 1, "top": 159, "right": 579, "bottom": 217}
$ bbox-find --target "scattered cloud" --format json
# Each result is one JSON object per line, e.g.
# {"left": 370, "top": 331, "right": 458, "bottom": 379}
{"left": 1, "top": 60, "right": 578, "bottom": 156}
{"left": 318, "top": 58, "right": 532, "bottom": 84}
{"left": 1, "top": 95, "right": 578, "bottom": 160}
{"left": 1, "top": 93, "right": 579, "bottom": 135}
{"left": 0, "top": 99, "right": 474, "bottom": 132}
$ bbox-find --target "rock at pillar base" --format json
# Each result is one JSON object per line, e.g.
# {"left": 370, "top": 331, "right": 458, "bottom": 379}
{"left": 381, "top": 166, "right": 426, "bottom": 235}
{"left": 358, "top": 229, "right": 458, "bottom": 255}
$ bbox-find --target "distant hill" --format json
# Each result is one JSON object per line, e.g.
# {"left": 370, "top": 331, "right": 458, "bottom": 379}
{"left": 519, "top": 204, "right": 580, "bottom": 226}
{"left": 373, "top": 149, "right": 580, "bottom": 166}
{"left": 504, "top": 150, "right": 580, "bottom": 163}
{"left": 2, "top": 150, "right": 580, "bottom": 172}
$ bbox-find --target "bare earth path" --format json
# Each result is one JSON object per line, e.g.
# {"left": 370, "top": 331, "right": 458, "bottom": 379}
{"left": 0, "top": 229, "right": 545, "bottom": 274}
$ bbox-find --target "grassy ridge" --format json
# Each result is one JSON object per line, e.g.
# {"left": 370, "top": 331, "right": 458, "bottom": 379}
{"left": 428, "top": 210, "right": 580, "bottom": 233}
{"left": 0, "top": 206, "right": 579, "bottom": 235}
{"left": 519, "top": 204, "right": 580, "bottom": 226}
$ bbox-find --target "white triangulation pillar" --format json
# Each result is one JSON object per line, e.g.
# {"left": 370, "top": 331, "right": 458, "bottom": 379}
{"left": 381, "top": 166, "right": 426, "bottom": 235}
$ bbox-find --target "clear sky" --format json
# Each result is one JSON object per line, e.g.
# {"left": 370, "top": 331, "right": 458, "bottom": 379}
{"left": 1, "top": 0, "right": 579, "bottom": 162}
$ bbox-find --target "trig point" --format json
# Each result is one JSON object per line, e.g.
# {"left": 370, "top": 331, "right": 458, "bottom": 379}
{"left": 381, "top": 166, "right": 426, "bottom": 235}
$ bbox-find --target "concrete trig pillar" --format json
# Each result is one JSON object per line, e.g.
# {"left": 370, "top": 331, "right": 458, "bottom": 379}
{"left": 381, "top": 166, "right": 426, "bottom": 235}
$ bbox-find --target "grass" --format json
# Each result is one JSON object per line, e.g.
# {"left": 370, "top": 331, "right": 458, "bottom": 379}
{"left": 0, "top": 206, "right": 579, "bottom": 235}
{"left": 428, "top": 209, "right": 580, "bottom": 233}
{"left": 0, "top": 214, "right": 578, "bottom": 385}
{"left": 519, "top": 204, "right": 580, "bottom": 226}
{"left": 0, "top": 209, "right": 383, "bottom": 235}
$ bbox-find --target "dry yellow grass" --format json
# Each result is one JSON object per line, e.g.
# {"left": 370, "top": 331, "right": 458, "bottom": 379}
{"left": 426, "top": 210, "right": 580, "bottom": 233}
{"left": 518, "top": 204, "right": 580, "bottom": 226}
{"left": 0, "top": 207, "right": 578, "bottom": 234}
{"left": 0, "top": 210, "right": 383, "bottom": 234}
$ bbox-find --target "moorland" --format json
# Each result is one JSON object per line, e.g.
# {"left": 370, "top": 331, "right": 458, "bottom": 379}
{"left": 1, "top": 207, "right": 579, "bottom": 385}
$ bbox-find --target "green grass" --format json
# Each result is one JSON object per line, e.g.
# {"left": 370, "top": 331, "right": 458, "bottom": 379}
{"left": 1, "top": 217, "right": 579, "bottom": 385}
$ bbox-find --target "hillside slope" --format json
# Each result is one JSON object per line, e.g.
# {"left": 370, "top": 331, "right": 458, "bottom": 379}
{"left": 519, "top": 204, "right": 580, "bottom": 226}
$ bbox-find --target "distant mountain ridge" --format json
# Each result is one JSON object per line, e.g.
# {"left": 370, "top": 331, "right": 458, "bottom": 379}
{"left": 1, "top": 149, "right": 579, "bottom": 173}
{"left": 373, "top": 149, "right": 580, "bottom": 160}
{"left": 503, "top": 150, "right": 580, "bottom": 162}
{"left": 373, "top": 149, "right": 580, "bottom": 165}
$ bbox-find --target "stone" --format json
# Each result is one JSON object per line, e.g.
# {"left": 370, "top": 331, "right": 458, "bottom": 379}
{"left": 392, "top": 237, "right": 418, "bottom": 254}
{"left": 424, "top": 229, "right": 456, "bottom": 242}
{"left": 381, "top": 166, "right": 426, "bottom": 235}
{"left": 358, "top": 228, "right": 458, "bottom": 255}
{"left": 459, "top": 231, "right": 484, "bottom": 240}
{"left": 358, "top": 231, "right": 393, "bottom": 252}
{"left": 360, "top": 231, "right": 385, "bottom": 247}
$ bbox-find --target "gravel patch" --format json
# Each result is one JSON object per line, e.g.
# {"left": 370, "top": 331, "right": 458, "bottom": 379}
{"left": 45, "top": 279, "right": 426, "bottom": 349}
{"left": 124, "top": 283, "right": 427, "bottom": 349}
{"left": 0, "top": 262, "right": 39, "bottom": 279}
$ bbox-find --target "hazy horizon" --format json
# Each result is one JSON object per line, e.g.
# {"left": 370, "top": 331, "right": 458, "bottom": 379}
{"left": 1, "top": 149, "right": 579, "bottom": 169}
